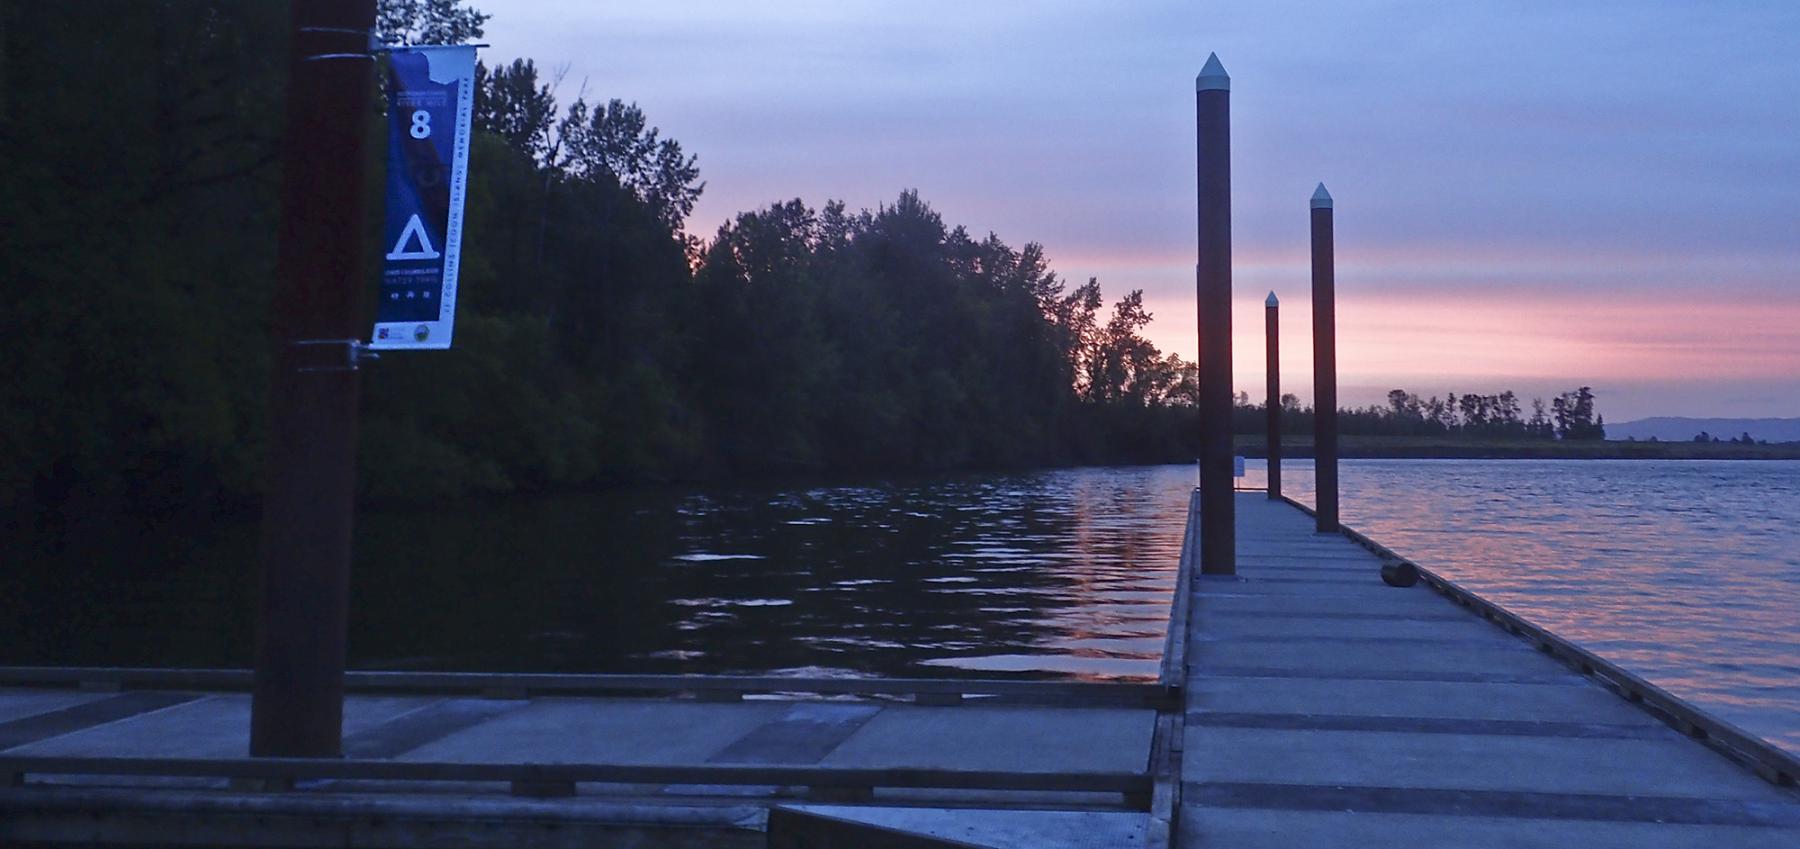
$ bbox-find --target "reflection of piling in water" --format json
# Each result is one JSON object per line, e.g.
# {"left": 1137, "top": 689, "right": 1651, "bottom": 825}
{"left": 1195, "top": 53, "right": 1235, "bottom": 575}
{"left": 1310, "top": 183, "right": 1339, "bottom": 533}
{"left": 1265, "top": 291, "right": 1281, "bottom": 500}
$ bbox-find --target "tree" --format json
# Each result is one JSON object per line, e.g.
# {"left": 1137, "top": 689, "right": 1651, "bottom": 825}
{"left": 377, "top": 0, "right": 489, "bottom": 46}
{"left": 1060, "top": 278, "right": 1104, "bottom": 399}
{"left": 1528, "top": 398, "right": 1553, "bottom": 438}
{"left": 1088, "top": 290, "right": 1157, "bottom": 405}
{"left": 558, "top": 98, "right": 703, "bottom": 232}
{"left": 1, "top": 1, "right": 289, "bottom": 520}
{"left": 475, "top": 59, "right": 560, "bottom": 166}
{"left": 1458, "top": 394, "right": 1488, "bottom": 432}
{"left": 1554, "top": 387, "right": 1603, "bottom": 440}
{"left": 1387, "top": 390, "right": 1422, "bottom": 424}
{"left": 1494, "top": 391, "right": 1523, "bottom": 435}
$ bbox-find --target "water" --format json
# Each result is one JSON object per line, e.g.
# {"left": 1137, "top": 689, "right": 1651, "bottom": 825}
{"left": 1259, "top": 458, "right": 1800, "bottom": 757}
{"left": 7, "top": 460, "right": 1795, "bottom": 754}
{"left": 3, "top": 467, "right": 1193, "bottom": 681}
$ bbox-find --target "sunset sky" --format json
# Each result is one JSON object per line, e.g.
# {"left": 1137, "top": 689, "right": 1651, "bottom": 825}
{"left": 483, "top": 0, "right": 1798, "bottom": 420}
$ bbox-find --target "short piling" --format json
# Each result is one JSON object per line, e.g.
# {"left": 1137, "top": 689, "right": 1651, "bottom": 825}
{"left": 1265, "top": 292, "right": 1281, "bottom": 500}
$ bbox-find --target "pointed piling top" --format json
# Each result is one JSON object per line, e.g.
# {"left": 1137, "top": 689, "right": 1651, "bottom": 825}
{"left": 1311, "top": 183, "right": 1333, "bottom": 209}
{"left": 1266, "top": 291, "right": 1279, "bottom": 308}
{"left": 1197, "top": 53, "right": 1230, "bottom": 92}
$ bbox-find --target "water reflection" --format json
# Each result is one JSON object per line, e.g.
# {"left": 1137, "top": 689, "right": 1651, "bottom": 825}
{"left": 1273, "top": 458, "right": 1800, "bottom": 756}
{"left": 3, "top": 466, "right": 1193, "bottom": 682}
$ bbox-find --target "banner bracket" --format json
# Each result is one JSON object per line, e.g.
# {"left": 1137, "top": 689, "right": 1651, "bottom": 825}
{"left": 297, "top": 26, "right": 377, "bottom": 63}
{"left": 289, "top": 339, "right": 380, "bottom": 373}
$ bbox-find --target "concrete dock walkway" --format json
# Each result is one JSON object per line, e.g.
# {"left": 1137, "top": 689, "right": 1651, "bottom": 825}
{"left": 1176, "top": 492, "right": 1800, "bottom": 848}
{"left": 0, "top": 678, "right": 1160, "bottom": 847}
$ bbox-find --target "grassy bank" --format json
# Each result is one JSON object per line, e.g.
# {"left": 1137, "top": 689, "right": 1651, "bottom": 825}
{"left": 1232, "top": 435, "right": 1800, "bottom": 460}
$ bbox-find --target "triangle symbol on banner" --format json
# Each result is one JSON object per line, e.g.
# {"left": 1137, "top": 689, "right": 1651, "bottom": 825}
{"left": 385, "top": 213, "right": 441, "bottom": 261}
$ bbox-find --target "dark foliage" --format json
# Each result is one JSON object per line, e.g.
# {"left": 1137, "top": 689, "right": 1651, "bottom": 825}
{"left": 0, "top": 1, "right": 1202, "bottom": 526}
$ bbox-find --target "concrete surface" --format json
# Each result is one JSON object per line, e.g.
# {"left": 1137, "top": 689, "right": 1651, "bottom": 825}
{"left": 820, "top": 705, "right": 1153, "bottom": 773}
{"left": 780, "top": 805, "right": 1150, "bottom": 848}
{"left": 1177, "top": 493, "right": 1800, "bottom": 847}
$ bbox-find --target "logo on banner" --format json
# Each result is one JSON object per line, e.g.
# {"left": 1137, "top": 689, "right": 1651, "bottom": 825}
{"left": 385, "top": 214, "right": 441, "bottom": 261}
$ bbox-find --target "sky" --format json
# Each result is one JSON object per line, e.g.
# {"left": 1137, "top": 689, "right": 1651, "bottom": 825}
{"left": 480, "top": 0, "right": 1799, "bottom": 420}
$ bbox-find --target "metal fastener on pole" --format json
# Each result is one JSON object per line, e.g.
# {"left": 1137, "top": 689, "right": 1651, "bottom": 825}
{"left": 1265, "top": 292, "right": 1280, "bottom": 500}
{"left": 1196, "top": 53, "right": 1235, "bottom": 575}
{"left": 1310, "top": 183, "right": 1339, "bottom": 533}
{"left": 251, "top": 0, "right": 376, "bottom": 758}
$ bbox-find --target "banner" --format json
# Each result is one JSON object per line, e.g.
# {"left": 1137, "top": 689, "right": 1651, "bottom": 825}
{"left": 371, "top": 45, "right": 476, "bottom": 350}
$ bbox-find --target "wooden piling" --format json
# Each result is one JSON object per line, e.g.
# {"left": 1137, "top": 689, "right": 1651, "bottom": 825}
{"left": 1196, "top": 53, "right": 1235, "bottom": 574}
{"left": 251, "top": 0, "right": 377, "bottom": 758}
{"left": 1265, "top": 292, "right": 1280, "bottom": 500}
{"left": 1309, "top": 183, "right": 1339, "bottom": 533}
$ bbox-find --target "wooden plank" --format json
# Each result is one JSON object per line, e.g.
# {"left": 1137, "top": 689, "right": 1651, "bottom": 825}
{"left": 1159, "top": 489, "right": 1200, "bottom": 687}
{"left": 0, "top": 668, "right": 1172, "bottom": 709}
{"left": 1145, "top": 712, "right": 1181, "bottom": 849}
{"left": 340, "top": 699, "right": 526, "bottom": 759}
{"left": 1148, "top": 488, "right": 1200, "bottom": 849}
{"left": 1184, "top": 781, "right": 1800, "bottom": 828}
{"left": 706, "top": 703, "right": 882, "bottom": 765}
{"left": 0, "top": 692, "right": 200, "bottom": 751}
{"left": 1184, "top": 712, "right": 1673, "bottom": 740}
{"left": 767, "top": 807, "right": 988, "bottom": 848}
{"left": 0, "top": 785, "right": 770, "bottom": 849}
{"left": 0, "top": 755, "right": 1151, "bottom": 796}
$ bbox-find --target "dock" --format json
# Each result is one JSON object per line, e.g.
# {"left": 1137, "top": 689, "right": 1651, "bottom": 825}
{"left": 1176, "top": 493, "right": 1800, "bottom": 847}
{"left": 3, "top": 491, "right": 1798, "bottom": 846}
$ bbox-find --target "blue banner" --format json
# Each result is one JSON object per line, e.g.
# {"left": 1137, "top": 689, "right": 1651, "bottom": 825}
{"left": 372, "top": 45, "right": 475, "bottom": 350}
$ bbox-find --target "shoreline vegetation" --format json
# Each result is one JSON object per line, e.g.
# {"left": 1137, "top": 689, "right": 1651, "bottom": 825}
{"left": 1233, "top": 435, "right": 1800, "bottom": 461}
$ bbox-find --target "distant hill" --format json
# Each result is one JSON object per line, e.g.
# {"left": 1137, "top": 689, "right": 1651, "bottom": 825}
{"left": 1607, "top": 417, "right": 1800, "bottom": 443}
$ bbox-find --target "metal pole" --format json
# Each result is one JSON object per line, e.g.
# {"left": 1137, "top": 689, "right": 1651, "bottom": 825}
{"left": 1310, "top": 183, "right": 1339, "bottom": 533}
{"left": 251, "top": 0, "right": 376, "bottom": 757}
{"left": 1196, "top": 54, "right": 1234, "bottom": 575}
{"left": 1265, "top": 292, "right": 1280, "bottom": 500}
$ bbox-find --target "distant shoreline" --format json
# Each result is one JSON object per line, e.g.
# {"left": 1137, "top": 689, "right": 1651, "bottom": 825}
{"left": 1232, "top": 435, "right": 1800, "bottom": 460}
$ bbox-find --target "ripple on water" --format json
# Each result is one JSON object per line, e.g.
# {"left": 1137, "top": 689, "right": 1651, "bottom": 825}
{"left": 670, "top": 553, "right": 768, "bottom": 562}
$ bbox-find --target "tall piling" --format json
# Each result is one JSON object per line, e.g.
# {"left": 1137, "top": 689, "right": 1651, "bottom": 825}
{"left": 251, "top": 0, "right": 376, "bottom": 757}
{"left": 1310, "top": 183, "right": 1339, "bottom": 533}
{"left": 1265, "top": 292, "right": 1280, "bottom": 500}
{"left": 1196, "top": 54, "right": 1234, "bottom": 574}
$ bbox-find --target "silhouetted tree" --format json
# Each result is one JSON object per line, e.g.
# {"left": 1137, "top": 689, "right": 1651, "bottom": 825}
{"left": 377, "top": 0, "right": 489, "bottom": 46}
{"left": 559, "top": 98, "right": 703, "bottom": 232}
{"left": 475, "top": 59, "right": 560, "bottom": 165}
{"left": 1554, "top": 387, "right": 1603, "bottom": 440}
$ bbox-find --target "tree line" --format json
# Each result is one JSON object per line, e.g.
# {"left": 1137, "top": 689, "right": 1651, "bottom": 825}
{"left": 1345, "top": 387, "right": 1603, "bottom": 440}
{"left": 1229, "top": 387, "right": 1604, "bottom": 441}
